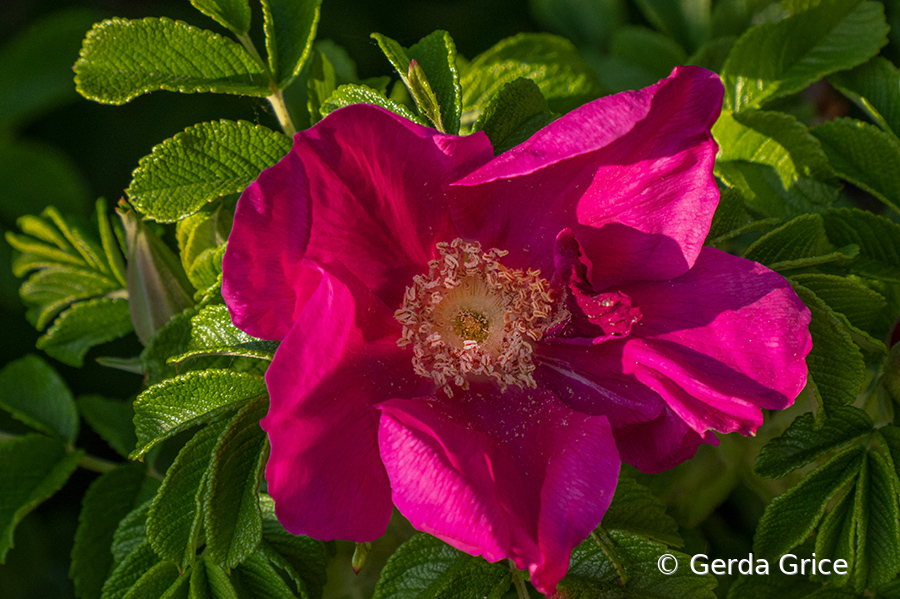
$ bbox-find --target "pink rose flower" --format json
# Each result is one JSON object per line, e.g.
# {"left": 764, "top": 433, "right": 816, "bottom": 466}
{"left": 222, "top": 66, "right": 811, "bottom": 594}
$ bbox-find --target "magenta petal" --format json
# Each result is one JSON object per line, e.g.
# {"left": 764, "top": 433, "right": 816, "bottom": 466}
{"left": 223, "top": 151, "right": 322, "bottom": 340}
{"left": 452, "top": 66, "right": 722, "bottom": 285}
{"left": 261, "top": 264, "right": 429, "bottom": 541}
{"left": 534, "top": 343, "right": 707, "bottom": 470}
{"left": 296, "top": 104, "right": 493, "bottom": 307}
{"left": 377, "top": 386, "right": 619, "bottom": 594}
{"left": 621, "top": 247, "right": 812, "bottom": 436}
{"left": 224, "top": 105, "right": 493, "bottom": 335}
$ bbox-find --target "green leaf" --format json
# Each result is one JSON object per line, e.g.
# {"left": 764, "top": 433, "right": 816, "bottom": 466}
{"left": 121, "top": 560, "right": 181, "bottom": 599}
{"left": 712, "top": 108, "right": 840, "bottom": 220}
{"left": 0, "top": 9, "right": 102, "bottom": 129}
{"left": 0, "top": 434, "right": 83, "bottom": 563}
{"left": 320, "top": 83, "right": 426, "bottom": 124}
{"left": 633, "top": 0, "right": 709, "bottom": 52}
{"left": 721, "top": 0, "right": 888, "bottom": 110}
{"left": 829, "top": 56, "right": 900, "bottom": 137}
{"left": 0, "top": 354, "right": 78, "bottom": 442}
{"left": 410, "top": 31, "right": 463, "bottom": 135}
{"left": 147, "top": 419, "right": 230, "bottom": 569}
{"left": 131, "top": 369, "right": 267, "bottom": 459}
{"left": 373, "top": 31, "right": 462, "bottom": 134}
{"left": 714, "top": 109, "right": 836, "bottom": 190}
{"left": 560, "top": 530, "right": 717, "bottom": 599}
{"left": 743, "top": 214, "right": 858, "bottom": 271}
{"left": 820, "top": 208, "right": 900, "bottom": 283}
{"left": 461, "top": 33, "right": 601, "bottom": 122}
{"left": 789, "top": 273, "right": 887, "bottom": 333}
{"left": 472, "top": 77, "right": 554, "bottom": 155}
{"left": 141, "top": 305, "right": 198, "bottom": 385}
{"left": 176, "top": 205, "right": 231, "bottom": 277}
{"left": 191, "top": 0, "right": 251, "bottom": 35}
{"left": 204, "top": 398, "right": 268, "bottom": 568}
{"left": 406, "top": 59, "right": 447, "bottom": 133}
{"left": 96, "top": 199, "right": 128, "bottom": 288}
{"left": 77, "top": 395, "right": 138, "bottom": 459}
{"left": 230, "top": 551, "right": 298, "bottom": 599}
{"left": 189, "top": 558, "right": 239, "bottom": 599}
{"left": 100, "top": 542, "right": 161, "bottom": 599}
{"left": 127, "top": 120, "right": 291, "bottom": 223}
{"left": 813, "top": 481, "right": 855, "bottom": 586}
{"left": 36, "top": 297, "right": 133, "bottom": 367}
{"left": 110, "top": 502, "right": 152, "bottom": 567}
{"left": 258, "top": 495, "right": 326, "bottom": 599}
{"left": 853, "top": 451, "right": 900, "bottom": 591}
{"left": 793, "top": 284, "right": 866, "bottom": 415}
{"left": 20, "top": 266, "right": 121, "bottom": 329}
{"left": 754, "top": 446, "right": 864, "bottom": 560}
{"left": 74, "top": 17, "right": 271, "bottom": 104}
{"left": 71, "top": 464, "right": 160, "bottom": 599}
{"left": 878, "top": 425, "right": 900, "bottom": 482}
{"left": 260, "top": 0, "right": 322, "bottom": 87}
{"left": 306, "top": 50, "right": 336, "bottom": 125}
{"left": 756, "top": 406, "right": 873, "bottom": 479}
{"left": 183, "top": 304, "right": 277, "bottom": 360}
{"left": 727, "top": 555, "right": 820, "bottom": 599}
{"left": 372, "top": 533, "right": 510, "bottom": 599}
{"left": 41, "top": 206, "right": 107, "bottom": 271}
{"left": 602, "top": 475, "right": 682, "bottom": 547}
{"left": 813, "top": 118, "right": 900, "bottom": 213}
{"left": 186, "top": 246, "right": 226, "bottom": 294}
{"left": 715, "top": 161, "right": 839, "bottom": 221}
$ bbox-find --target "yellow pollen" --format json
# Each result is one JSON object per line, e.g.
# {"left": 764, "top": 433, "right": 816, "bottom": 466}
{"left": 394, "top": 238, "right": 563, "bottom": 396}
{"left": 451, "top": 310, "right": 490, "bottom": 343}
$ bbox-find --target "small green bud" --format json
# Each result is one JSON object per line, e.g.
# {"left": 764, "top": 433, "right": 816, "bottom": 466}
{"left": 351, "top": 541, "right": 373, "bottom": 574}
{"left": 118, "top": 200, "right": 195, "bottom": 346}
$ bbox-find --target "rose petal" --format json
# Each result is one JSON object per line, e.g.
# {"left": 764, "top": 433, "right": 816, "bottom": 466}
{"left": 262, "top": 264, "right": 430, "bottom": 541}
{"left": 621, "top": 247, "right": 812, "bottom": 436}
{"left": 377, "top": 385, "right": 619, "bottom": 594}
{"left": 223, "top": 151, "right": 322, "bottom": 340}
{"left": 451, "top": 66, "right": 722, "bottom": 286}
{"left": 297, "top": 104, "right": 493, "bottom": 307}
{"left": 224, "top": 104, "right": 493, "bottom": 336}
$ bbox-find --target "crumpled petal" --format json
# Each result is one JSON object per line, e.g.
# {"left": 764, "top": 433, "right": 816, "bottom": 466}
{"left": 261, "top": 263, "right": 430, "bottom": 541}
{"left": 533, "top": 342, "right": 708, "bottom": 470}
{"left": 452, "top": 66, "right": 722, "bottom": 287}
{"left": 224, "top": 105, "right": 494, "bottom": 337}
{"left": 619, "top": 247, "right": 812, "bottom": 437}
{"left": 377, "top": 385, "right": 619, "bottom": 594}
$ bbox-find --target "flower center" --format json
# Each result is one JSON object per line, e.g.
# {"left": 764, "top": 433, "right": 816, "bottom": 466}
{"left": 395, "top": 238, "right": 560, "bottom": 396}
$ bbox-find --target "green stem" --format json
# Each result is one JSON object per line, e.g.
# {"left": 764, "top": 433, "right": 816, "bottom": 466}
{"left": 236, "top": 33, "right": 267, "bottom": 72}
{"left": 78, "top": 453, "right": 119, "bottom": 474}
{"left": 1, "top": 430, "right": 163, "bottom": 479}
{"left": 592, "top": 529, "right": 627, "bottom": 586}
{"left": 267, "top": 89, "right": 298, "bottom": 136}
{"left": 236, "top": 33, "right": 297, "bottom": 136}
{"left": 509, "top": 560, "right": 530, "bottom": 599}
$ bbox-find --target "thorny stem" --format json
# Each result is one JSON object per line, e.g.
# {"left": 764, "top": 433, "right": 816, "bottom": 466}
{"left": 236, "top": 33, "right": 297, "bottom": 136}
{"left": 592, "top": 529, "right": 628, "bottom": 586}
{"left": 509, "top": 559, "right": 530, "bottom": 599}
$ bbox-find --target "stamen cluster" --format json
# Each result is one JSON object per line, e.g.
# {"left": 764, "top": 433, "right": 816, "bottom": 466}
{"left": 395, "top": 238, "right": 557, "bottom": 396}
